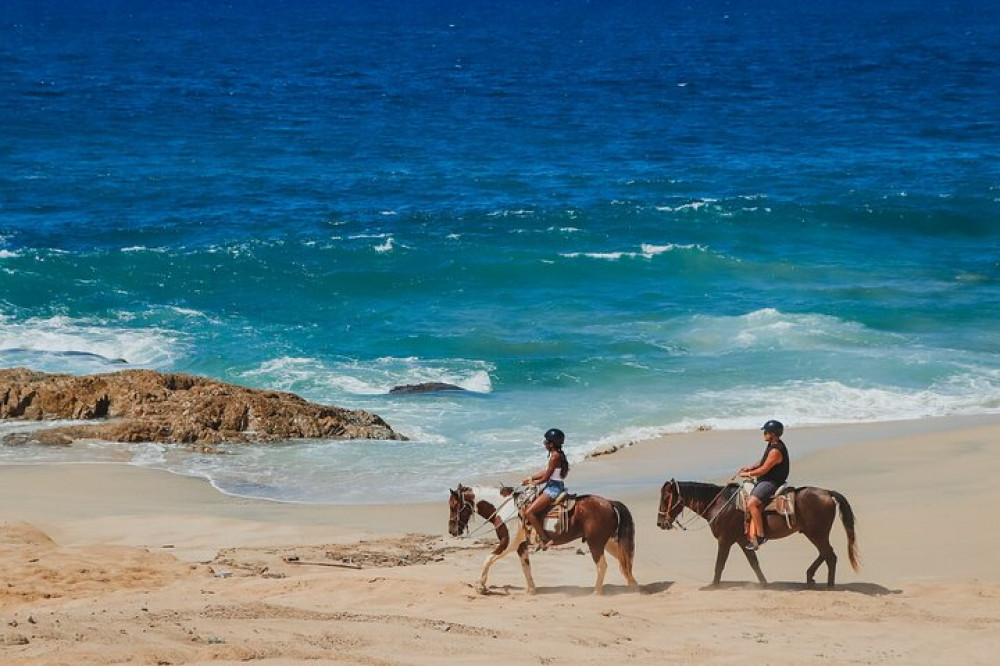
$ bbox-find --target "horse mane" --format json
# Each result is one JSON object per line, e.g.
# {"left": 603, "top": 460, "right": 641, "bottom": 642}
{"left": 468, "top": 485, "right": 519, "bottom": 522}
{"left": 676, "top": 480, "right": 739, "bottom": 502}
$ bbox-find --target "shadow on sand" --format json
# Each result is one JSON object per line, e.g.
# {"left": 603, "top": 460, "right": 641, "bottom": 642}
{"left": 491, "top": 581, "right": 673, "bottom": 597}
{"left": 702, "top": 580, "right": 900, "bottom": 596}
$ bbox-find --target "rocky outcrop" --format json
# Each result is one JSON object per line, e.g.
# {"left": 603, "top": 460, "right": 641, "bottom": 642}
{"left": 388, "top": 382, "right": 467, "bottom": 395}
{"left": 0, "top": 368, "right": 405, "bottom": 446}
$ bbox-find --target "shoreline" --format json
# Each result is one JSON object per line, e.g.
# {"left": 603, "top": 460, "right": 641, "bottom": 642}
{"left": 2, "top": 414, "right": 999, "bottom": 664}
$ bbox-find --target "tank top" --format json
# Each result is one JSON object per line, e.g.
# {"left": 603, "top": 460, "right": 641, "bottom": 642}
{"left": 758, "top": 440, "right": 789, "bottom": 485}
{"left": 549, "top": 451, "right": 568, "bottom": 483}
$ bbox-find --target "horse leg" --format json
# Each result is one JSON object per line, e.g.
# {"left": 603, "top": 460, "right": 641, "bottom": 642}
{"left": 711, "top": 540, "right": 732, "bottom": 586}
{"left": 803, "top": 533, "right": 837, "bottom": 588}
{"left": 478, "top": 552, "right": 501, "bottom": 592}
{"left": 739, "top": 542, "right": 768, "bottom": 586}
{"left": 478, "top": 530, "right": 523, "bottom": 593}
{"left": 516, "top": 541, "right": 538, "bottom": 595}
{"left": 605, "top": 539, "right": 638, "bottom": 588}
{"left": 588, "top": 540, "right": 609, "bottom": 595}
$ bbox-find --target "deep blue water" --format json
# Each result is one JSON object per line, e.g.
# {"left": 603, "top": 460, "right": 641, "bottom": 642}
{"left": 1, "top": 1, "right": 999, "bottom": 502}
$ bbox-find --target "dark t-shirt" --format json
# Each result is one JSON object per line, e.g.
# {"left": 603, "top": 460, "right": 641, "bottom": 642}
{"left": 758, "top": 440, "right": 789, "bottom": 485}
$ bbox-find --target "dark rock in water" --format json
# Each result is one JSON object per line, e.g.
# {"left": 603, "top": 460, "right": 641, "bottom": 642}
{"left": 59, "top": 351, "right": 128, "bottom": 363}
{"left": 388, "top": 382, "right": 467, "bottom": 395}
{"left": 0, "top": 349, "right": 128, "bottom": 364}
{"left": 0, "top": 367, "right": 406, "bottom": 446}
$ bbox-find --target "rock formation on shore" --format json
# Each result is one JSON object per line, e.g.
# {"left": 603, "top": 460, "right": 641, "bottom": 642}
{"left": 0, "top": 368, "right": 405, "bottom": 447}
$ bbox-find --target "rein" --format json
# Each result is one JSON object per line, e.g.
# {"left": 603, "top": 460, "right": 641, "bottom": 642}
{"left": 453, "top": 489, "right": 521, "bottom": 540}
{"left": 660, "top": 480, "right": 740, "bottom": 532}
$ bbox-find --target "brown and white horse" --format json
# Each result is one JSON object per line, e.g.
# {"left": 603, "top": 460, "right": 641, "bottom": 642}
{"left": 448, "top": 484, "right": 639, "bottom": 595}
{"left": 447, "top": 484, "right": 533, "bottom": 593}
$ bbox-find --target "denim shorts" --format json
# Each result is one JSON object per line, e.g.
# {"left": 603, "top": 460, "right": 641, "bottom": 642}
{"left": 542, "top": 481, "right": 565, "bottom": 498}
{"left": 751, "top": 480, "right": 780, "bottom": 502}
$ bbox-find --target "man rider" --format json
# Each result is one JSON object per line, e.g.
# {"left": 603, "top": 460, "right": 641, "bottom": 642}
{"left": 738, "top": 419, "right": 789, "bottom": 550}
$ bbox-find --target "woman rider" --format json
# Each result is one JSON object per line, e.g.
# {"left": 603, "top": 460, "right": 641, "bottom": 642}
{"left": 521, "top": 428, "right": 569, "bottom": 549}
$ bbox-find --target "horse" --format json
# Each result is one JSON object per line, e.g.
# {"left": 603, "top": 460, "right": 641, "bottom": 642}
{"left": 448, "top": 484, "right": 639, "bottom": 595}
{"left": 656, "top": 479, "right": 860, "bottom": 588}
{"left": 447, "top": 484, "right": 532, "bottom": 594}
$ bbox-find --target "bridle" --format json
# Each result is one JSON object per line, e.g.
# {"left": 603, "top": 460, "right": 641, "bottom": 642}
{"left": 657, "top": 479, "right": 687, "bottom": 530}
{"left": 449, "top": 485, "right": 523, "bottom": 539}
{"left": 658, "top": 479, "right": 741, "bottom": 531}
{"left": 449, "top": 488, "right": 476, "bottom": 536}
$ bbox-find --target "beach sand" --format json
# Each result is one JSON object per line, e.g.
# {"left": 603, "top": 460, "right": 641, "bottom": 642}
{"left": 1, "top": 416, "right": 998, "bottom": 664}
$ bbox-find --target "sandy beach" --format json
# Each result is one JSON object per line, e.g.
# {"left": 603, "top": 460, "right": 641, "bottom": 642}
{"left": 2, "top": 416, "right": 999, "bottom": 665}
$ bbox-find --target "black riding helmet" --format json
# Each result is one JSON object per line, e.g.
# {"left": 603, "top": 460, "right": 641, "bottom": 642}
{"left": 761, "top": 420, "right": 784, "bottom": 437}
{"left": 543, "top": 428, "right": 565, "bottom": 447}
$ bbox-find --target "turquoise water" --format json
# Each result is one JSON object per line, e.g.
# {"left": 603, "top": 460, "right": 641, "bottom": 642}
{"left": 2, "top": 1, "right": 999, "bottom": 502}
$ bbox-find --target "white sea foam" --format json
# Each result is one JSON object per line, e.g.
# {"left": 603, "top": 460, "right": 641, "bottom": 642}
{"left": 121, "top": 246, "right": 168, "bottom": 253}
{"left": 374, "top": 237, "right": 395, "bottom": 253}
{"left": 655, "top": 198, "right": 717, "bottom": 213}
{"left": 240, "top": 355, "right": 494, "bottom": 398}
{"left": 348, "top": 233, "right": 390, "bottom": 240}
{"left": 0, "top": 313, "right": 184, "bottom": 368}
{"left": 562, "top": 251, "right": 629, "bottom": 260}
{"left": 678, "top": 308, "right": 900, "bottom": 354}
{"left": 561, "top": 243, "right": 706, "bottom": 261}
{"left": 0, "top": 250, "right": 20, "bottom": 259}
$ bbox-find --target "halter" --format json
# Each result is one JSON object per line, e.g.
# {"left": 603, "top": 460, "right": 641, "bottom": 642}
{"left": 450, "top": 486, "right": 521, "bottom": 539}
{"left": 449, "top": 488, "right": 477, "bottom": 536}
{"left": 659, "top": 479, "right": 741, "bottom": 532}
{"left": 657, "top": 479, "right": 688, "bottom": 530}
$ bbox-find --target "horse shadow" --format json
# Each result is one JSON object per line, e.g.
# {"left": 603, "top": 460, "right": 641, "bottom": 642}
{"left": 495, "top": 581, "right": 673, "bottom": 597}
{"left": 703, "top": 580, "right": 900, "bottom": 596}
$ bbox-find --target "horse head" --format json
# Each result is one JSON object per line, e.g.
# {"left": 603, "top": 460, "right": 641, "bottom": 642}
{"left": 657, "top": 478, "right": 684, "bottom": 530}
{"left": 448, "top": 484, "right": 475, "bottom": 537}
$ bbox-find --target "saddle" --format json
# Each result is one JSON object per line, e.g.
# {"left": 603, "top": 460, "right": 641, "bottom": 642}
{"left": 542, "top": 491, "right": 576, "bottom": 536}
{"left": 517, "top": 489, "right": 577, "bottom": 544}
{"left": 739, "top": 482, "right": 797, "bottom": 528}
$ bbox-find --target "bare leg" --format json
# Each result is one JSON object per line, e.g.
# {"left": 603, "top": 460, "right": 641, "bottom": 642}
{"left": 747, "top": 496, "right": 764, "bottom": 542}
{"left": 526, "top": 493, "right": 554, "bottom": 546}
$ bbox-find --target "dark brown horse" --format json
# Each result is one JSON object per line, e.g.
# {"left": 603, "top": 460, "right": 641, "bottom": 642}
{"left": 657, "top": 480, "right": 860, "bottom": 587}
{"left": 449, "top": 484, "right": 638, "bottom": 594}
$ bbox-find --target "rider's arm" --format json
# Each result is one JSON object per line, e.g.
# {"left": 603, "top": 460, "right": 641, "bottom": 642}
{"left": 742, "top": 449, "right": 783, "bottom": 478}
{"left": 522, "top": 455, "right": 559, "bottom": 485}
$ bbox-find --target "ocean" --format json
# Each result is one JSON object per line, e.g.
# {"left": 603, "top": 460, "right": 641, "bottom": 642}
{"left": 2, "top": 0, "right": 999, "bottom": 503}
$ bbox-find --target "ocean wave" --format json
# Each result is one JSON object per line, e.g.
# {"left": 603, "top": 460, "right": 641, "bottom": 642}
{"left": 654, "top": 198, "right": 718, "bottom": 213}
{"left": 560, "top": 242, "right": 707, "bottom": 261}
{"left": 239, "top": 355, "right": 494, "bottom": 399}
{"left": 0, "top": 313, "right": 184, "bottom": 370}
{"left": 678, "top": 308, "right": 903, "bottom": 354}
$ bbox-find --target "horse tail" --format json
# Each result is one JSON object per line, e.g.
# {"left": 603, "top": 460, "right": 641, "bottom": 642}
{"left": 830, "top": 490, "right": 861, "bottom": 572}
{"left": 611, "top": 500, "right": 636, "bottom": 579}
